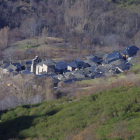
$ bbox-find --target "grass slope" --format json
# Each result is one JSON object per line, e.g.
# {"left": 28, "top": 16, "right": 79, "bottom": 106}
{"left": 112, "top": 0, "right": 140, "bottom": 13}
{"left": 1, "top": 85, "right": 140, "bottom": 140}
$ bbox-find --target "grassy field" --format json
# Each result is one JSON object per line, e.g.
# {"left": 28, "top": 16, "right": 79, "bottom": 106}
{"left": 14, "top": 37, "right": 64, "bottom": 51}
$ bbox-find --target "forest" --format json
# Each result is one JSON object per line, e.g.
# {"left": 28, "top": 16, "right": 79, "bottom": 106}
{"left": 0, "top": 0, "right": 140, "bottom": 57}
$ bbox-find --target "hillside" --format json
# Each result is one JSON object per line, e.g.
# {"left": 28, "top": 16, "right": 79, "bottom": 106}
{"left": 0, "top": 0, "right": 140, "bottom": 61}
{"left": 0, "top": 1, "right": 140, "bottom": 139}
{"left": 112, "top": 0, "right": 140, "bottom": 13}
{"left": 1, "top": 85, "right": 140, "bottom": 140}
{"left": 0, "top": 60, "right": 140, "bottom": 140}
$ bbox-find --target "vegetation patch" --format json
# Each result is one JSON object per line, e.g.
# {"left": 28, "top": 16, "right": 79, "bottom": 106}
{"left": 1, "top": 85, "right": 140, "bottom": 139}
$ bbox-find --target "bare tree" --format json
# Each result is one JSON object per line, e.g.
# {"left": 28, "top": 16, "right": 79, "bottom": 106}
{"left": 3, "top": 47, "right": 18, "bottom": 61}
{"left": 0, "top": 26, "right": 9, "bottom": 49}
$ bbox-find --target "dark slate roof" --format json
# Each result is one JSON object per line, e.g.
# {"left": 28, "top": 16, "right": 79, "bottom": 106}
{"left": 78, "top": 68, "right": 91, "bottom": 75}
{"left": 116, "top": 64, "right": 130, "bottom": 72}
{"left": 122, "top": 46, "right": 139, "bottom": 56}
{"left": 85, "top": 55, "right": 95, "bottom": 60}
{"left": 37, "top": 59, "right": 55, "bottom": 67}
{"left": 56, "top": 61, "right": 67, "bottom": 70}
{"left": 109, "top": 59, "right": 125, "bottom": 66}
{"left": 63, "top": 70, "right": 70, "bottom": 73}
{"left": 102, "top": 61, "right": 109, "bottom": 65}
{"left": 96, "top": 65, "right": 112, "bottom": 73}
{"left": 84, "top": 60, "right": 97, "bottom": 67}
{"left": 64, "top": 72, "right": 75, "bottom": 79}
{"left": 53, "top": 74, "right": 66, "bottom": 80}
{"left": 125, "top": 62, "right": 133, "bottom": 68}
{"left": 12, "top": 63, "right": 21, "bottom": 70}
{"left": 68, "top": 59, "right": 88, "bottom": 69}
{"left": 72, "top": 72, "right": 85, "bottom": 79}
{"left": 2, "top": 63, "right": 10, "bottom": 69}
{"left": 37, "top": 61, "right": 43, "bottom": 66}
{"left": 89, "top": 66, "right": 97, "bottom": 73}
{"left": 21, "top": 70, "right": 32, "bottom": 74}
{"left": 95, "top": 53, "right": 108, "bottom": 60}
{"left": 43, "top": 59, "right": 56, "bottom": 66}
{"left": 88, "top": 56, "right": 102, "bottom": 63}
{"left": 63, "top": 78, "right": 78, "bottom": 84}
{"left": 52, "top": 78, "right": 60, "bottom": 85}
{"left": 2, "top": 63, "right": 17, "bottom": 71}
{"left": 20, "top": 61, "right": 26, "bottom": 66}
{"left": 91, "top": 72, "right": 104, "bottom": 79}
{"left": 106, "top": 51, "right": 123, "bottom": 63}
{"left": 68, "top": 61, "right": 77, "bottom": 68}
{"left": 26, "top": 60, "right": 32, "bottom": 65}
{"left": 55, "top": 67, "right": 62, "bottom": 73}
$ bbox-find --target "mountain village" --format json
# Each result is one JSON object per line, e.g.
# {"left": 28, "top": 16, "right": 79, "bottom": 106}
{"left": 0, "top": 45, "right": 139, "bottom": 87}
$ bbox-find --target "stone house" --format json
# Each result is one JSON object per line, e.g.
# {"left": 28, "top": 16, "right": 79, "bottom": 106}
{"left": 105, "top": 51, "right": 124, "bottom": 63}
{"left": 36, "top": 59, "right": 56, "bottom": 75}
{"left": 31, "top": 56, "right": 42, "bottom": 74}
{"left": 1, "top": 63, "right": 17, "bottom": 74}
{"left": 122, "top": 46, "right": 139, "bottom": 58}
{"left": 67, "top": 59, "right": 88, "bottom": 71}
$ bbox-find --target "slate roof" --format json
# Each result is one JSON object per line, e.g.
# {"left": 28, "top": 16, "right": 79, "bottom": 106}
{"left": 125, "top": 62, "right": 133, "bottom": 68}
{"left": 56, "top": 61, "right": 67, "bottom": 70}
{"left": 89, "top": 66, "right": 97, "bottom": 73}
{"left": 53, "top": 74, "right": 66, "bottom": 80}
{"left": 96, "top": 65, "right": 112, "bottom": 73}
{"left": 91, "top": 72, "right": 104, "bottom": 79}
{"left": 26, "top": 60, "right": 32, "bottom": 65}
{"left": 72, "top": 72, "right": 85, "bottom": 79}
{"left": 78, "top": 68, "right": 91, "bottom": 75}
{"left": 2, "top": 63, "right": 10, "bottom": 69}
{"left": 68, "top": 59, "right": 88, "bottom": 69}
{"left": 37, "top": 59, "right": 56, "bottom": 67}
{"left": 84, "top": 60, "right": 97, "bottom": 67}
{"left": 12, "top": 63, "right": 22, "bottom": 70}
{"left": 2, "top": 63, "right": 17, "bottom": 72}
{"left": 116, "top": 64, "right": 130, "bottom": 72}
{"left": 85, "top": 55, "right": 102, "bottom": 63}
{"left": 106, "top": 51, "right": 123, "bottom": 63}
{"left": 63, "top": 78, "right": 78, "bottom": 84}
{"left": 95, "top": 53, "right": 108, "bottom": 60}
{"left": 122, "top": 46, "right": 139, "bottom": 57}
{"left": 20, "top": 61, "right": 26, "bottom": 66}
{"left": 109, "top": 59, "right": 125, "bottom": 66}
{"left": 21, "top": 70, "right": 32, "bottom": 74}
{"left": 43, "top": 59, "right": 56, "bottom": 66}
{"left": 52, "top": 78, "right": 60, "bottom": 87}
{"left": 85, "top": 55, "right": 95, "bottom": 60}
{"left": 37, "top": 61, "right": 43, "bottom": 66}
{"left": 64, "top": 72, "right": 75, "bottom": 79}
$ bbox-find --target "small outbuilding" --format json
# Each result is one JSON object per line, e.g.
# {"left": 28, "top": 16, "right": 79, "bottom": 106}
{"left": 85, "top": 55, "right": 102, "bottom": 64}
{"left": 67, "top": 59, "right": 88, "bottom": 71}
{"left": 84, "top": 60, "right": 97, "bottom": 67}
{"left": 122, "top": 45, "right": 139, "bottom": 58}
{"left": 55, "top": 61, "right": 68, "bottom": 73}
{"left": 106, "top": 51, "right": 124, "bottom": 63}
